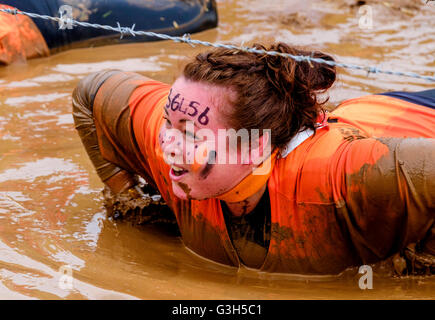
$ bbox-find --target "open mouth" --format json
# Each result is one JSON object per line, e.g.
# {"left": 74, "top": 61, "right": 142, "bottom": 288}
{"left": 170, "top": 165, "right": 188, "bottom": 179}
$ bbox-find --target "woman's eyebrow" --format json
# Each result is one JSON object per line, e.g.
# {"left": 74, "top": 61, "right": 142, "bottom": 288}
{"left": 163, "top": 109, "right": 199, "bottom": 128}
{"left": 180, "top": 118, "right": 200, "bottom": 128}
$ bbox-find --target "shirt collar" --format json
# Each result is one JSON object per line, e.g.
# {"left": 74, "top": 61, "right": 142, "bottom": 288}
{"left": 280, "top": 128, "right": 315, "bottom": 158}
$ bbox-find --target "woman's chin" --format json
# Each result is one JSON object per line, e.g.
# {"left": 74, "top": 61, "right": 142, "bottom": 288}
{"left": 171, "top": 181, "right": 189, "bottom": 200}
{"left": 171, "top": 181, "right": 211, "bottom": 201}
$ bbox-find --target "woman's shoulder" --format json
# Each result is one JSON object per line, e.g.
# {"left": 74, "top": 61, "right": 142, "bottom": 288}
{"left": 270, "top": 124, "right": 369, "bottom": 204}
{"left": 330, "top": 93, "right": 435, "bottom": 138}
{"left": 277, "top": 122, "right": 369, "bottom": 166}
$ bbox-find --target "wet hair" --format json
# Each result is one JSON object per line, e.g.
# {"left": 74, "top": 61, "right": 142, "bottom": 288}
{"left": 182, "top": 43, "right": 336, "bottom": 153}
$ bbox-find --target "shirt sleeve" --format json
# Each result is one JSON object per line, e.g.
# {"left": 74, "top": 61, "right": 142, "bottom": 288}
{"left": 338, "top": 136, "right": 435, "bottom": 263}
{"left": 72, "top": 70, "right": 140, "bottom": 193}
{"left": 73, "top": 70, "right": 171, "bottom": 195}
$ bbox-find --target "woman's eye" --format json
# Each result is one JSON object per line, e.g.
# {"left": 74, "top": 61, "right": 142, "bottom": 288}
{"left": 185, "top": 130, "right": 194, "bottom": 138}
{"left": 163, "top": 117, "right": 172, "bottom": 127}
{"left": 185, "top": 131, "right": 198, "bottom": 141}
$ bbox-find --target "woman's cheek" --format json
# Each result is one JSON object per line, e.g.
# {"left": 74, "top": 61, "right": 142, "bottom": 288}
{"left": 159, "top": 126, "right": 177, "bottom": 155}
{"left": 198, "top": 150, "right": 216, "bottom": 180}
{"left": 158, "top": 127, "right": 166, "bottom": 149}
{"left": 190, "top": 142, "right": 215, "bottom": 174}
{"left": 190, "top": 142, "right": 203, "bottom": 173}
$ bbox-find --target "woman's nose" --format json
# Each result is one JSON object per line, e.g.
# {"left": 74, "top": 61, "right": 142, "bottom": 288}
{"left": 162, "top": 130, "right": 184, "bottom": 164}
{"left": 167, "top": 142, "right": 182, "bottom": 157}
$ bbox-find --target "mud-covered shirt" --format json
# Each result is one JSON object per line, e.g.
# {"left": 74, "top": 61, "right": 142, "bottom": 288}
{"left": 221, "top": 188, "right": 271, "bottom": 269}
{"left": 72, "top": 70, "right": 435, "bottom": 274}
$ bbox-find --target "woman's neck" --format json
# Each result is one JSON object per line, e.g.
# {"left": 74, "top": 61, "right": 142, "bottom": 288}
{"left": 224, "top": 183, "right": 267, "bottom": 217}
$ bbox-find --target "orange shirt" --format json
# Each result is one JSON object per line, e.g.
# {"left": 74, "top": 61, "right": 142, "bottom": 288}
{"left": 91, "top": 70, "right": 435, "bottom": 274}
{"left": 328, "top": 94, "right": 435, "bottom": 138}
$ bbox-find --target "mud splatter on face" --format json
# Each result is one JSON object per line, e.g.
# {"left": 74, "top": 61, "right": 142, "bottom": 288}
{"left": 178, "top": 182, "right": 192, "bottom": 198}
{"left": 200, "top": 150, "right": 216, "bottom": 180}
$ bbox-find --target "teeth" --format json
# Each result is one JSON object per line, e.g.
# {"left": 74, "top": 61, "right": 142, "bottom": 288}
{"left": 172, "top": 165, "right": 185, "bottom": 172}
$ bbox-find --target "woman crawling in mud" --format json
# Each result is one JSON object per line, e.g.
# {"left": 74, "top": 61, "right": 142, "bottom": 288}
{"left": 72, "top": 43, "right": 435, "bottom": 275}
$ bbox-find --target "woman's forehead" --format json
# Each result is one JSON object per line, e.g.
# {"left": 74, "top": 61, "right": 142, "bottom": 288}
{"left": 171, "top": 77, "right": 234, "bottom": 111}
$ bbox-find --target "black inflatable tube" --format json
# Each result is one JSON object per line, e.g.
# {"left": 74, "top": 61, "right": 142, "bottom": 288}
{"left": 1, "top": 0, "right": 218, "bottom": 51}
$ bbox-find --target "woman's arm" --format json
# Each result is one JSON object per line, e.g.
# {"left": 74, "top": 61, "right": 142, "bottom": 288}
{"left": 72, "top": 70, "right": 135, "bottom": 192}
{"left": 72, "top": 70, "right": 158, "bottom": 193}
{"left": 341, "top": 137, "right": 435, "bottom": 265}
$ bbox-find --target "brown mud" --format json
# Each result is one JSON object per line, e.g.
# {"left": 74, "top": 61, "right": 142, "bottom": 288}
{"left": 0, "top": 0, "right": 434, "bottom": 299}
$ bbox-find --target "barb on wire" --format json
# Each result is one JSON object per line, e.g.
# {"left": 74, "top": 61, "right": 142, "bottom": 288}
{"left": 116, "top": 22, "right": 136, "bottom": 39}
{"left": 1, "top": 7, "right": 434, "bottom": 82}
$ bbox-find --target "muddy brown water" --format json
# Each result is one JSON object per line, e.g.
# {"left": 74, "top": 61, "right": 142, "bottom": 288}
{"left": 0, "top": 0, "right": 434, "bottom": 299}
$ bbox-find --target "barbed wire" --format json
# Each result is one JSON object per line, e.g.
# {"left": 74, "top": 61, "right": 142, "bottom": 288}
{"left": 1, "top": 7, "right": 435, "bottom": 82}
